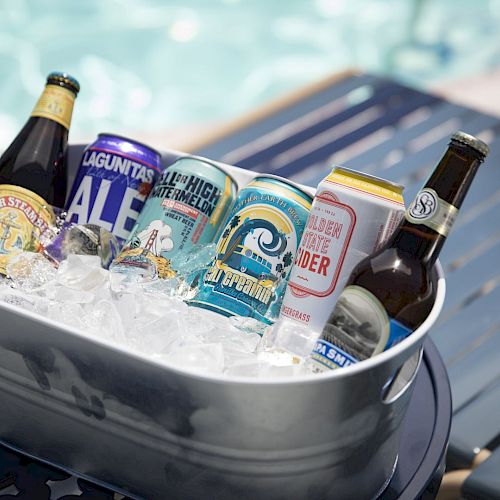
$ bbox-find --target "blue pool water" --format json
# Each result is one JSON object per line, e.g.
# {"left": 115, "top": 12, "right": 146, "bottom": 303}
{"left": 0, "top": 0, "right": 499, "bottom": 150}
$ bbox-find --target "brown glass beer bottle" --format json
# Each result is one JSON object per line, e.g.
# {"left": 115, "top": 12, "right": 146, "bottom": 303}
{"left": 0, "top": 72, "right": 79, "bottom": 273}
{"left": 310, "top": 131, "right": 489, "bottom": 371}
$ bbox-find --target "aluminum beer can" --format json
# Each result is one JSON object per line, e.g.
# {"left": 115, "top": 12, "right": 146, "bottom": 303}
{"left": 280, "top": 166, "right": 405, "bottom": 333}
{"left": 190, "top": 175, "right": 313, "bottom": 325}
{"left": 65, "top": 133, "right": 163, "bottom": 244}
{"left": 113, "top": 156, "right": 237, "bottom": 279}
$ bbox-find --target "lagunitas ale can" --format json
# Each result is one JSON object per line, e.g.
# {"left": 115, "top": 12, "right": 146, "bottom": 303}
{"left": 190, "top": 175, "right": 313, "bottom": 325}
{"left": 280, "top": 166, "right": 405, "bottom": 333}
{"left": 112, "top": 156, "right": 237, "bottom": 279}
{"left": 65, "top": 133, "right": 163, "bottom": 244}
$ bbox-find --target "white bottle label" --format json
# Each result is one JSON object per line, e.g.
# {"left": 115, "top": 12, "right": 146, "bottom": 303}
{"left": 405, "top": 188, "right": 458, "bottom": 236}
{"left": 311, "top": 285, "right": 411, "bottom": 371}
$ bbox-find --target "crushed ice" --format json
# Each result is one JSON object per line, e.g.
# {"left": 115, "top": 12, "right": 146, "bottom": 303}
{"left": 0, "top": 251, "right": 313, "bottom": 378}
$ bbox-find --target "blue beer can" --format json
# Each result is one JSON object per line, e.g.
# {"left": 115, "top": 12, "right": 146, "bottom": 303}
{"left": 112, "top": 156, "right": 238, "bottom": 279}
{"left": 190, "top": 175, "right": 313, "bottom": 325}
{"left": 65, "top": 133, "right": 163, "bottom": 244}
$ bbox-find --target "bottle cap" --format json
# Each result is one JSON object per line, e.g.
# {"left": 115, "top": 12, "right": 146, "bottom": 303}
{"left": 46, "top": 72, "right": 80, "bottom": 95}
{"left": 451, "top": 131, "right": 489, "bottom": 158}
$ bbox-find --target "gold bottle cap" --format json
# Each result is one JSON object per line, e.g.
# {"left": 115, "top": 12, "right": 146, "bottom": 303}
{"left": 46, "top": 72, "right": 80, "bottom": 95}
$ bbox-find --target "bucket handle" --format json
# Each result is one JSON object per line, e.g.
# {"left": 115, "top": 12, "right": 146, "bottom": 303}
{"left": 381, "top": 347, "right": 423, "bottom": 404}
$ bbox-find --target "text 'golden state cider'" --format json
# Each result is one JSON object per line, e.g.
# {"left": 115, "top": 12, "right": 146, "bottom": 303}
{"left": 281, "top": 166, "right": 405, "bottom": 333}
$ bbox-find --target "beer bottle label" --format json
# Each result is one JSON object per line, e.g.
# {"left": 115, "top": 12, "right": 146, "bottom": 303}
{"left": 311, "top": 285, "right": 411, "bottom": 371}
{"left": 31, "top": 84, "right": 76, "bottom": 130}
{"left": 405, "top": 188, "right": 458, "bottom": 236}
{"left": 0, "top": 185, "right": 55, "bottom": 274}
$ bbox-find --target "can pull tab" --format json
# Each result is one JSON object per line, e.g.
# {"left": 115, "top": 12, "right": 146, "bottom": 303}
{"left": 381, "top": 348, "right": 423, "bottom": 404}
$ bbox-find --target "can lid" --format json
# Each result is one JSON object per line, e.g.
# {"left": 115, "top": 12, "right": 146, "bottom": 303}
{"left": 176, "top": 155, "right": 240, "bottom": 191}
{"left": 46, "top": 72, "right": 80, "bottom": 95}
{"left": 451, "top": 131, "right": 489, "bottom": 158}
{"left": 333, "top": 166, "right": 405, "bottom": 194}
{"left": 97, "top": 133, "right": 162, "bottom": 158}
{"left": 251, "top": 174, "right": 314, "bottom": 203}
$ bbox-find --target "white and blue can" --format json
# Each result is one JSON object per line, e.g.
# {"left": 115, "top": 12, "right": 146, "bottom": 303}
{"left": 65, "top": 133, "right": 163, "bottom": 244}
{"left": 112, "top": 156, "right": 238, "bottom": 279}
{"left": 190, "top": 175, "right": 313, "bottom": 326}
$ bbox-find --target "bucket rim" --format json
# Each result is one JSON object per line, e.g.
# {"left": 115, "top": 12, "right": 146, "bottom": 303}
{"left": 0, "top": 261, "right": 445, "bottom": 386}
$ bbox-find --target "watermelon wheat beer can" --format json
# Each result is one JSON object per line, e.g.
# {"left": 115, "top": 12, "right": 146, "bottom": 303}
{"left": 113, "top": 156, "right": 237, "bottom": 279}
{"left": 280, "top": 166, "right": 405, "bottom": 333}
{"left": 65, "top": 133, "right": 163, "bottom": 244}
{"left": 190, "top": 175, "right": 313, "bottom": 325}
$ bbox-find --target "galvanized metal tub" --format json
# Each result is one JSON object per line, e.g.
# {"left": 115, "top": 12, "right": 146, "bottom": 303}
{"left": 0, "top": 148, "right": 446, "bottom": 500}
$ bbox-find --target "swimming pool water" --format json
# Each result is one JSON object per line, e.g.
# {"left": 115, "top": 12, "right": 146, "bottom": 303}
{"left": 0, "top": 0, "right": 499, "bottom": 151}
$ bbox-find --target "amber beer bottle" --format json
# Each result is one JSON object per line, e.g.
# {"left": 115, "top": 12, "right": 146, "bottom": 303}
{"left": 0, "top": 72, "right": 79, "bottom": 273}
{"left": 310, "top": 131, "right": 489, "bottom": 371}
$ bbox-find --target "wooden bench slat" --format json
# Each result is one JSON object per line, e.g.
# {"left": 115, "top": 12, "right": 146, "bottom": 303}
{"left": 463, "top": 446, "right": 500, "bottom": 500}
{"left": 430, "top": 286, "right": 500, "bottom": 362}
{"left": 221, "top": 78, "right": 404, "bottom": 169}
{"left": 447, "top": 327, "right": 500, "bottom": 412}
{"left": 448, "top": 380, "right": 500, "bottom": 469}
{"left": 257, "top": 92, "right": 439, "bottom": 178}
{"left": 196, "top": 73, "right": 379, "bottom": 161}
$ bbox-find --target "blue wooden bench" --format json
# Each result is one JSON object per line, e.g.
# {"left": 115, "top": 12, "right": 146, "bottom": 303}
{"left": 191, "top": 70, "right": 500, "bottom": 498}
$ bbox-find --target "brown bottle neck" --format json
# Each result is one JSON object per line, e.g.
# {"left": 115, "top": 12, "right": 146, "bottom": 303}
{"left": 387, "top": 141, "right": 484, "bottom": 266}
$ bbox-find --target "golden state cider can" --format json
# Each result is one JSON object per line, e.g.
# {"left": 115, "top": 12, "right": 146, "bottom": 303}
{"left": 0, "top": 185, "right": 55, "bottom": 274}
{"left": 190, "top": 175, "right": 313, "bottom": 326}
{"left": 280, "top": 166, "right": 405, "bottom": 333}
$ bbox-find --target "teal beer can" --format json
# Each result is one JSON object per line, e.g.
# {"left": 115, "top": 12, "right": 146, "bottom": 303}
{"left": 190, "top": 175, "right": 313, "bottom": 325}
{"left": 113, "top": 157, "right": 237, "bottom": 279}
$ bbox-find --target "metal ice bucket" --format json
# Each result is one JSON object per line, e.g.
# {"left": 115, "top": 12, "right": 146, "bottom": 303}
{"left": 0, "top": 148, "right": 446, "bottom": 499}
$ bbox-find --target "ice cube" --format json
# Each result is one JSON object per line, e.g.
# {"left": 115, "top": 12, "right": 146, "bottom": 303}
{"left": 0, "top": 285, "right": 38, "bottom": 312}
{"left": 225, "top": 359, "right": 271, "bottom": 377}
{"left": 143, "top": 294, "right": 187, "bottom": 317}
{"left": 168, "top": 243, "right": 216, "bottom": 299}
{"left": 262, "top": 363, "right": 308, "bottom": 378}
{"left": 141, "top": 276, "right": 182, "bottom": 298}
{"left": 259, "top": 318, "right": 321, "bottom": 359}
{"left": 128, "top": 313, "right": 183, "bottom": 355}
{"left": 185, "top": 311, "right": 262, "bottom": 367}
{"left": 164, "top": 342, "right": 225, "bottom": 374}
{"left": 44, "top": 223, "right": 120, "bottom": 269}
{"left": 84, "top": 300, "right": 126, "bottom": 343}
{"left": 229, "top": 315, "right": 268, "bottom": 336}
{"left": 169, "top": 243, "right": 216, "bottom": 278}
{"left": 57, "top": 254, "right": 108, "bottom": 291}
{"left": 179, "top": 307, "right": 217, "bottom": 337}
{"left": 113, "top": 292, "right": 138, "bottom": 327}
{"left": 53, "top": 286, "right": 95, "bottom": 304}
{"left": 109, "top": 260, "right": 156, "bottom": 295}
{"left": 47, "top": 302, "right": 87, "bottom": 331}
{"left": 6, "top": 252, "right": 57, "bottom": 291}
{"left": 257, "top": 349, "right": 302, "bottom": 367}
